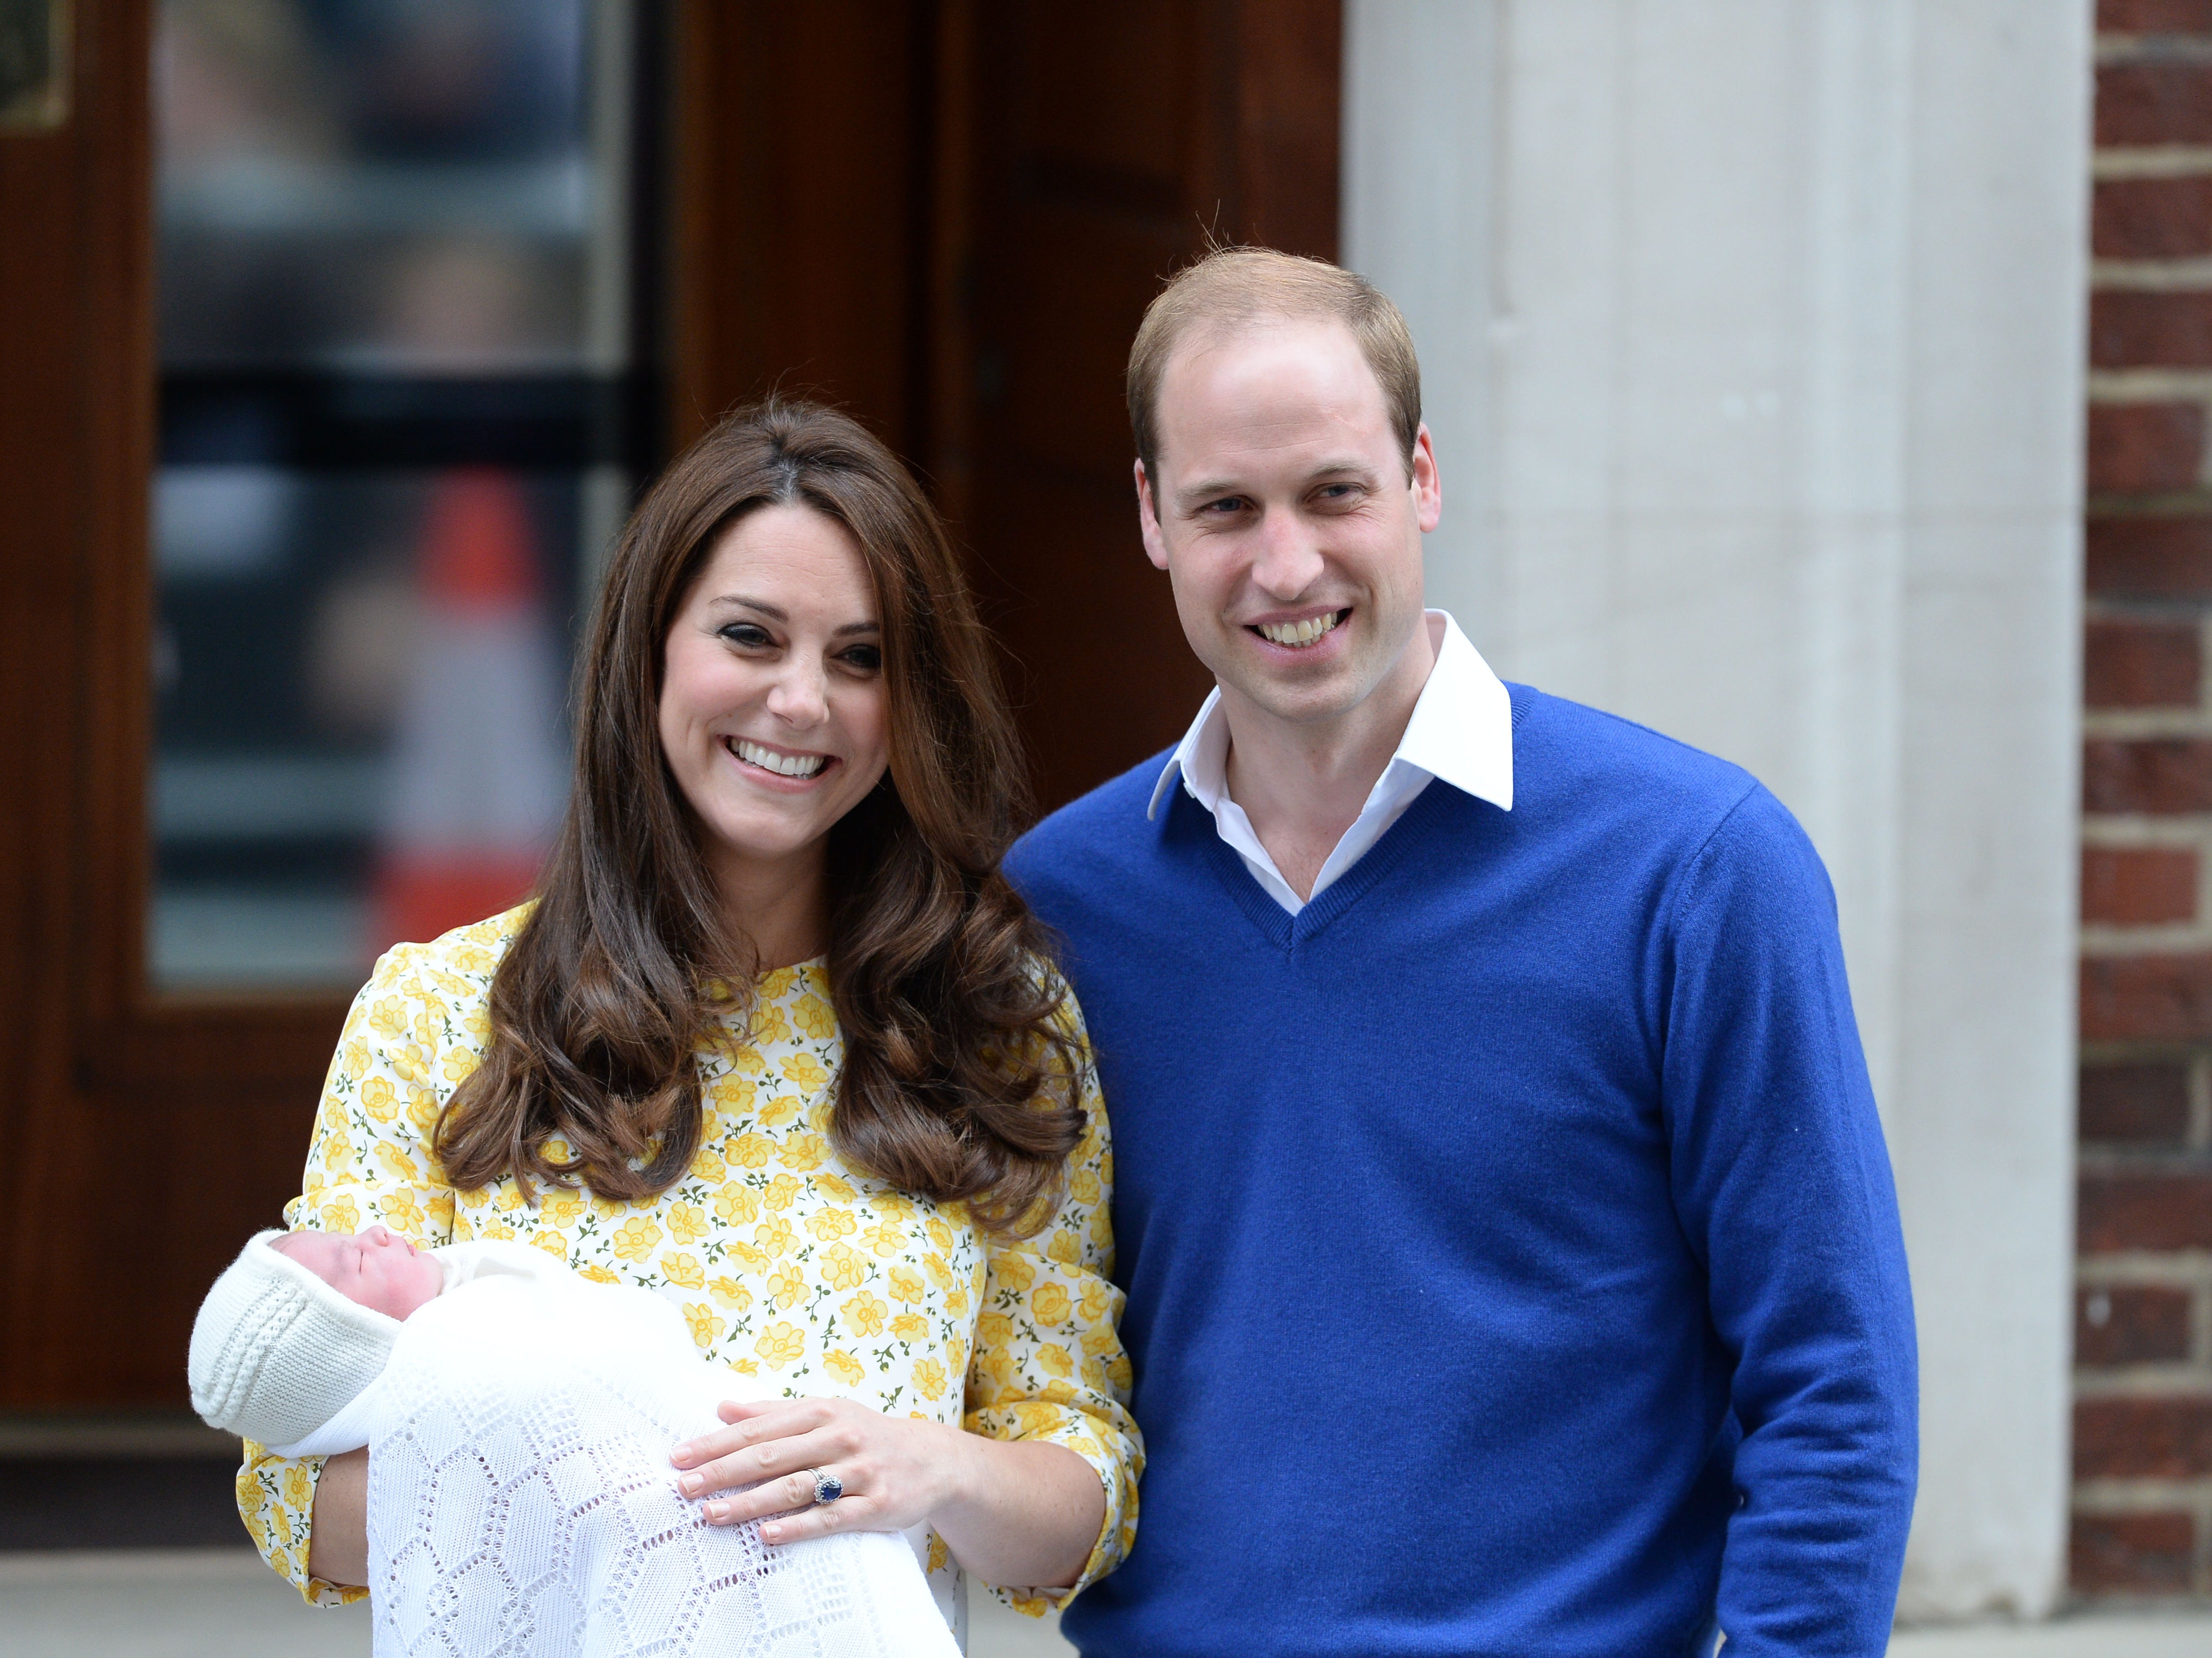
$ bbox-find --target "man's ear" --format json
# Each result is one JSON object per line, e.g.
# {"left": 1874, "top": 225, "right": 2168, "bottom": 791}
{"left": 1135, "top": 458, "right": 1170, "bottom": 571}
{"left": 1410, "top": 423, "right": 1443, "bottom": 535}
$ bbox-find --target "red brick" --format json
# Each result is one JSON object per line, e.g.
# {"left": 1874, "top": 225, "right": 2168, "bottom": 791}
{"left": 2075, "top": 1396, "right": 2212, "bottom": 1477}
{"left": 2091, "top": 516, "right": 2212, "bottom": 597}
{"left": 2070, "top": 1511, "right": 2196, "bottom": 1595}
{"left": 2080, "top": 1168, "right": 2212, "bottom": 1249}
{"left": 2087, "top": 618, "right": 2202, "bottom": 707}
{"left": 2082, "top": 953, "right": 2212, "bottom": 1040}
{"left": 2085, "top": 739, "right": 2212, "bottom": 813}
{"left": 2089, "top": 404, "right": 2206, "bottom": 493}
{"left": 2093, "top": 290, "right": 2212, "bottom": 369}
{"left": 2084, "top": 846, "right": 2199, "bottom": 924}
{"left": 2096, "top": 177, "right": 2212, "bottom": 261}
{"left": 2078, "top": 1284, "right": 2195, "bottom": 1365}
{"left": 2082, "top": 1061, "right": 2194, "bottom": 1141}
{"left": 2101, "top": 63, "right": 2212, "bottom": 146}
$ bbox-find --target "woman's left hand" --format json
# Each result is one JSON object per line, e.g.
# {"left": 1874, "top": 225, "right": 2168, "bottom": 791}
{"left": 671, "top": 1396, "right": 975, "bottom": 1546}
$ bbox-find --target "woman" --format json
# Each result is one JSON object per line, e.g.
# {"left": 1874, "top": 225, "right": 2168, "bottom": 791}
{"left": 237, "top": 400, "right": 1138, "bottom": 1632}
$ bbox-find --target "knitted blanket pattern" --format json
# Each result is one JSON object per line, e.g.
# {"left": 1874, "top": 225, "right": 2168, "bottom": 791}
{"left": 361, "top": 1273, "right": 954, "bottom": 1658}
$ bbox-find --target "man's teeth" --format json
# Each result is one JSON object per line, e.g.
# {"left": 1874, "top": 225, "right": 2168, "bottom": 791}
{"left": 1256, "top": 612, "right": 1345, "bottom": 648}
{"left": 730, "top": 738, "right": 827, "bottom": 778}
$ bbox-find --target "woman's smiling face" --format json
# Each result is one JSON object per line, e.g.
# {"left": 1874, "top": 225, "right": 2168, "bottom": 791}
{"left": 657, "top": 503, "right": 890, "bottom": 895}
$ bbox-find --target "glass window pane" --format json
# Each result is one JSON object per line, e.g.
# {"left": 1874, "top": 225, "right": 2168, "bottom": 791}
{"left": 152, "top": 0, "right": 638, "bottom": 993}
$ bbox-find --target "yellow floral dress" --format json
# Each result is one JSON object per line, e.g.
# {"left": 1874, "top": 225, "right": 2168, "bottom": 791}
{"left": 236, "top": 906, "right": 1139, "bottom": 1628}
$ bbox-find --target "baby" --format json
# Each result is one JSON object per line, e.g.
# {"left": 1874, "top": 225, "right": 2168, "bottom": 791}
{"left": 189, "top": 1227, "right": 955, "bottom": 1658}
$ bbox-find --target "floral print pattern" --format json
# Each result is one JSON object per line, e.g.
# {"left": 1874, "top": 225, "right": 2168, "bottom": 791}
{"left": 237, "top": 907, "right": 1138, "bottom": 1623}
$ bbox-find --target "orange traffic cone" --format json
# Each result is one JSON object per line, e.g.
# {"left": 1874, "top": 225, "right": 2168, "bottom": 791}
{"left": 370, "top": 468, "right": 568, "bottom": 952}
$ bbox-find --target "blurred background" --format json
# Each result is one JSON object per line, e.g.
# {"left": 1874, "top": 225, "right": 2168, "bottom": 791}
{"left": 0, "top": 0, "right": 2206, "bottom": 1651}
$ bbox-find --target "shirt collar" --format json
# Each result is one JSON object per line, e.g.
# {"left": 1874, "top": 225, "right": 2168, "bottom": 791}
{"left": 1145, "top": 610, "right": 1514, "bottom": 819}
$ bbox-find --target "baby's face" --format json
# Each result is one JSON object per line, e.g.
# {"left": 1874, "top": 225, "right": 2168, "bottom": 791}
{"left": 274, "top": 1225, "right": 443, "bottom": 1320}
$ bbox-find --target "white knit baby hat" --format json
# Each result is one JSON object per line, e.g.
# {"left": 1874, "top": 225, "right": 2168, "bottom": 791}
{"left": 188, "top": 1229, "right": 402, "bottom": 1447}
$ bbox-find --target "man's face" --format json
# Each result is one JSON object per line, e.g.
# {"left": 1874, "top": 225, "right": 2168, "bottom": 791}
{"left": 1137, "top": 317, "right": 1440, "bottom": 733}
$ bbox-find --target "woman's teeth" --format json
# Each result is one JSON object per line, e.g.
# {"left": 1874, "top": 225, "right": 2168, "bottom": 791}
{"left": 728, "top": 738, "right": 827, "bottom": 778}
{"left": 1256, "top": 611, "right": 1346, "bottom": 648}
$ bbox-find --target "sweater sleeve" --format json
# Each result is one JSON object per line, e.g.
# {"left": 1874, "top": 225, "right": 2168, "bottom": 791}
{"left": 961, "top": 996, "right": 1143, "bottom": 1616}
{"left": 1662, "top": 788, "right": 1918, "bottom": 1655}
{"left": 235, "top": 931, "right": 480, "bottom": 1602}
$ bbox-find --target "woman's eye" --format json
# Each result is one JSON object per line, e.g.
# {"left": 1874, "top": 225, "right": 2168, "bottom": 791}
{"left": 840, "top": 645, "right": 883, "bottom": 672}
{"left": 718, "top": 623, "right": 772, "bottom": 648}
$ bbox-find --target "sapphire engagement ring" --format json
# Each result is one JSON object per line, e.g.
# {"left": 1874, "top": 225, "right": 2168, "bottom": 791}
{"left": 810, "top": 1469, "right": 844, "bottom": 1505}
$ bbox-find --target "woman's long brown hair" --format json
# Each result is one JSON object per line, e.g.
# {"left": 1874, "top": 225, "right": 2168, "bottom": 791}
{"left": 433, "top": 399, "right": 1084, "bottom": 1234}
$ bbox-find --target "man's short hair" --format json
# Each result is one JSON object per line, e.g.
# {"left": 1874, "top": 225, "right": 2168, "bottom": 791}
{"left": 1126, "top": 245, "right": 1423, "bottom": 491}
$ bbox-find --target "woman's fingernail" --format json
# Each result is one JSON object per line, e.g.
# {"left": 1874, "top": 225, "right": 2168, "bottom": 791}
{"left": 672, "top": 1444, "right": 693, "bottom": 1464}
{"left": 680, "top": 1474, "right": 702, "bottom": 1495}
{"left": 760, "top": 1523, "right": 780, "bottom": 1543}
{"left": 707, "top": 1502, "right": 727, "bottom": 1523}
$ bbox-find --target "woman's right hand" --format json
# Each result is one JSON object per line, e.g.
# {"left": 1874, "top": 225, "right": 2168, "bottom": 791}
{"left": 306, "top": 1446, "right": 370, "bottom": 1588}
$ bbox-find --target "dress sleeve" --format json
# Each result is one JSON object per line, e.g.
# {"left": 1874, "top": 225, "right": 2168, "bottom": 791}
{"left": 235, "top": 936, "right": 478, "bottom": 1603}
{"left": 961, "top": 994, "right": 1142, "bottom": 1616}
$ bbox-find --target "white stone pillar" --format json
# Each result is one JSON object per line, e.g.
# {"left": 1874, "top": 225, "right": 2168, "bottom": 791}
{"left": 1346, "top": 0, "right": 2090, "bottom": 1621}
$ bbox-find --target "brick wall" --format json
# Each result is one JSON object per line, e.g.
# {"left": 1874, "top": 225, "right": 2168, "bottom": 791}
{"left": 2076, "top": 0, "right": 2212, "bottom": 1605}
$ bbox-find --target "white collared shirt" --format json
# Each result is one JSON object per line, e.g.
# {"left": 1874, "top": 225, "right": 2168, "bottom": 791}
{"left": 1145, "top": 610, "right": 1515, "bottom": 914}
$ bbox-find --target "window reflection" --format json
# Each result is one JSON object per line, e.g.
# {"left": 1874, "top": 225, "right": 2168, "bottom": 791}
{"left": 152, "top": 0, "right": 642, "bottom": 992}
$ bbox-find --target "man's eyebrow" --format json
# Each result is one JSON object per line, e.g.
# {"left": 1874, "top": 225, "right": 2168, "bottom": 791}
{"left": 1173, "top": 458, "right": 1380, "bottom": 509}
{"left": 706, "top": 596, "right": 879, "bottom": 637}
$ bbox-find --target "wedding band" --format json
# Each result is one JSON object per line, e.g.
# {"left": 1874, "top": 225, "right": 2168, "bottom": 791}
{"left": 809, "top": 1468, "right": 844, "bottom": 1505}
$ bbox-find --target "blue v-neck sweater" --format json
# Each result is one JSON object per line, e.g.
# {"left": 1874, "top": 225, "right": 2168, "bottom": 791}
{"left": 1007, "top": 684, "right": 1916, "bottom": 1658}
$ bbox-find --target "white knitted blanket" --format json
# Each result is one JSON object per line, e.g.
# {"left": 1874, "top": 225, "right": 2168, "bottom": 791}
{"left": 339, "top": 1265, "right": 956, "bottom": 1658}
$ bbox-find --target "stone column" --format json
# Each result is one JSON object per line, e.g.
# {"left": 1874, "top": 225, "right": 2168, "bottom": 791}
{"left": 1345, "top": 0, "right": 2091, "bottom": 1620}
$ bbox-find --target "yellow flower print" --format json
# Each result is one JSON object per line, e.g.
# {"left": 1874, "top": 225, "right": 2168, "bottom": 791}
{"left": 754, "top": 1216, "right": 796, "bottom": 1257}
{"left": 887, "top": 1265, "right": 925, "bottom": 1304}
{"left": 541, "top": 1190, "right": 584, "bottom": 1226}
{"left": 911, "top": 1358, "right": 948, "bottom": 1399}
{"left": 390, "top": 1045, "right": 432, "bottom": 1086}
{"left": 684, "top": 1303, "right": 726, "bottom": 1348}
{"left": 977, "top": 1312, "right": 1013, "bottom": 1350}
{"left": 843, "top": 1291, "right": 887, "bottom": 1335}
{"left": 1080, "top": 1326, "right": 1116, "bottom": 1358}
{"left": 283, "top": 1465, "right": 313, "bottom": 1509}
{"left": 921, "top": 1252, "right": 952, "bottom": 1291}
{"left": 577, "top": 1262, "right": 620, "bottom": 1284}
{"left": 726, "top": 1043, "right": 766, "bottom": 1077}
{"left": 806, "top": 1208, "right": 857, "bottom": 1243}
{"left": 873, "top": 1191, "right": 915, "bottom": 1220}
{"left": 689, "top": 1146, "right": 727, "bottom": 1182}
{"left": 925, "top": 1216, "right": 955, "bottom": 1253}
{"left": 1009, "top": 1591, "right": 1050, "bottom": 1619}
{"left": 945, "top": 1282, "right": 969, "bottom": 1315}
{"left": 441, "top": 1049, "right": 479, "bottom": 1084}
{"left": 342, "top": 1038, "right": 370, "bottom": 1077}
{"left": 1030, "top": 1282, "right": 1072, "bottom": 1326}
{"left": 1080, "top": 1281, "right": 1109, "bottom": 1323}
{"left": 321, "top": 1132, "right": 352, "bottom": 1172}
{"left": 890, "top": 1312, "right": 929, "bottom": 1343}
{"left": 713, "top": 1184, "right": 760, "bottom": 1226}
{"left": 406, "top": 1088, "right": 441, "bottom": 1133}
{"left": 762, "top": 1173, "right": 803, "bottom": 1212}
{"left": 451, "top": 944, "right": 494, "bottom": 975}
{"left": 589, "top": 1193, "right": 623, "bottom": 1220}
{"left": 729, "top": 1133, "right": 775, "bottom": 1170}
{"left": 725, "top": 1240, "right": 770, "bottom": 1275}
{"left": 360, "top": 1077, "right": 398, "bottom": 1122}
{"left": 767, "top": 1265, "right": 808, "bottom": 1311}
{"left": 1047, "top": 1230, "right": 1080, "bottom": 1267}
{"left": 1066, "top": 1431, "right": 1100, "bottom": 1458}
{"left": 751, "top": 1003, "right": 793, "bottom": 1045}
{"left": 779, "top": 1132, "right": 824, "bottom": 1171}
{"left": 612, "top": 1217, "right": 663, "bottom": 1262}
{"left": 755, "top": 1322, "right": 806, "bottom": 1369}
{"left": 319, "top": 1194, "right": 360, "bottom": 1233}
{"left": 709, "top": 1276, "right": 753, "bottom": 1311}
{"left": 780, "top": 1051, "right": 830, "bottom": 1093}
{"left": 728, "top": 1357, "right": 760, "bottom": 1378}
{"left": 378, "top": 1192, "right": 425, "bottom": 1235}
{"left": 1081, "top": 1351, "right": 1108, "bottom": 1389}
{"left": 531, "top": 1230, "right": 569, "bottom": 1259}
{"left": 1088, "top": 1204, "right": 1113, "bottom": 1248}
{"left": 820, "top": 1242, "right": 867, "bottom": 1291}
{"left": 1069, "top": 1167, "right": 1101, "bottom": 1206}
{"left": 812, "top": 1172, "right": 857, "bottom": 1204}
{"left": 823, "top": 1348, "right": 865, "bottom": 1388}
{"left": 493, "top": 1185, "right": 525, "bottom": 1212}
{"left": 792, "top": 994, "right": 837, "bottom": 1039}
{"left": 759, "top": 966, "right": 798, "bottom": 1001}
{"left": 927, "top": 1533, "right": 949, "bottom": 1574}
{"left": 663, "top": 1253, "right": 706, "bottom": 1290}
{"left": 708, "top": 1074, "right": 751, "bottom": 1116}
{"left": 1036, "top": 1344, "right": 1074, "bottom": 1379}
{"left": 458, "top": 1186, "right": 487, "bottom": 1210}
{"left": 760, "top": 1094, "right": 802, "bottom": 1129}
{"left": 478, "top": 1221, "right": 515, "bottom": 1241}
{"left": 1108, "top": 1353, "right": 1132, "bottom": 1390}
{"left": 993, "top": 1255, "right": 1035, "bottom": 1293}
{"left": 668, "top": 1202, "right": 709, "bottom": 1244}
{"left": 370, "top": 997, "right": 407, "bottom": 1038}
{"left": 862, "top": 1221, "right": 906, "bottom": 1258}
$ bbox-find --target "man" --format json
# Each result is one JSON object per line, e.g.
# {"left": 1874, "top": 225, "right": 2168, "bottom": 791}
{"left": 1005, "top": 248, "right": 1917, "bottom": 1656}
